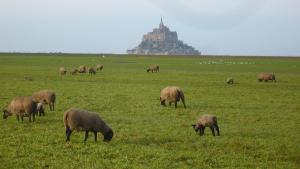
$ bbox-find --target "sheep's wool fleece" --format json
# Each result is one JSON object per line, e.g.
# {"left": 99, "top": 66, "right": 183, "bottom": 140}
{"left": 198, "top": 114, "right": 217, "bottom": 127}
{"left": 160, "top": 86, "right": 182, "bottom": 102}
{"left": 64, "top": 109, "right": 110, "bottom": 133}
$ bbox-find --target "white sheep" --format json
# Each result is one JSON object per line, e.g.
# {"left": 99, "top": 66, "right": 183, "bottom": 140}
{"left": 37, "top": 102, "right": 45, "bottom": 116}
{"left": 160, "top": 86, "right": 186, "bottom": 108}
{"left": 192, "top": 114, "right": 220, "bottom": 136}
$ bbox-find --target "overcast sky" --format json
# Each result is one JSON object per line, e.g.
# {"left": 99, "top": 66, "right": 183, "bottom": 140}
{"left": 0, "top": 0, "right": 299, "bottom": 56}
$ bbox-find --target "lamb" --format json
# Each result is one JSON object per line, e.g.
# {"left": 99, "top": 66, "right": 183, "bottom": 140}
{"left": 32, "top": 90, "right": 56, "bottom": 111}
{"left": 63, "top": 108, "right": 114, "bottom": 142}
{"left": 37, "top": 102, "right": 45, "bottom": 116}
{"left": 3, "top": 96, "right": 37, "bottom": 122}
{"left": 78, "top": 65, "right": 87, "bottom": 73}
{"left": 258, "top": 73, "right": 276, "bottom": 82}
{"left": 70, "top": 68, "right": 78, "bottom": 75}
{"left": 147, "top": 65, "right": 159, "bottom": 73}
{"left": 88, "top": 67, "right": 96, "bottom": 75}
{"left": 96, "top": 64, "right": 103, "bottom": 71}
{"left": 160, "top": 86, "right": 186, "bottom": 108}
{"left": 59, "top": 67, "right": 67, "bottom": 75}
{"left": 226, "top": 77, "right": 234, "bottom": 84}
{"left": 192, "top": 114, "right": 220, "bottom": 136}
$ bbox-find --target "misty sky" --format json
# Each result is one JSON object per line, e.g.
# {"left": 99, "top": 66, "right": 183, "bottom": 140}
{"left": 0, "top": 0, "right": 299, "bottom": 56}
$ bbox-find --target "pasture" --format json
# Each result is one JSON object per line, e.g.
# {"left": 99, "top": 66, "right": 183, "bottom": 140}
{"left": 0, "top": 53, "right": 299, "bottom": 169}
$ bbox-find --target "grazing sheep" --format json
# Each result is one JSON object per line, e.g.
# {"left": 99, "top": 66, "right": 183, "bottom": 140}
{"left": 96, "top": 64, "right": 103, "bottom": 71}
{"left": 192, "top": 114, "right": 220, "bottom": 136}
{"left": 59, "top": 67, "right": 67, "bottom": 75}
{"left": 63, "top": 108, "right": 114, "bottom": 142}
{"left": 3, "top": 96, "right": 37, "bottom": 122}
{"left": 147, "top": 65, "right": 159, "bottom": 73}
{"left": 32, "top": 90, "right": 56, "bottom": 111}
{"left": 70, "top": 68, "right": 79, "bottom": 75}
{"left": 88, "top": 67, "right": 96, "bottom": 75}
{"left": 226, "top": 77, "right": 234, "bottom": 84}
{"left": 24, "top": 76, "right": 33, "bottom": 81}
{"left": 37, "top": 102, "right": 45, "bottom": 116}
{"left": 160, "top": 86, "right": 186, "bottom": 108}
{"left": 78, "top": 65, "right": 87, "bottom": 73}
{"left": 258, "top": 73, "right": 276, "bottom": 82}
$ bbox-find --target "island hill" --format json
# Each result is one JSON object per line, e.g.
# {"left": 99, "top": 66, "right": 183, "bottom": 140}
{"left": 127, "top": 18, "right": 201, "bottom": 55}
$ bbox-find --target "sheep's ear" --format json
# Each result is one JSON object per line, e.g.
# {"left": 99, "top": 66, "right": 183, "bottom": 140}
{"left": 191, "top": 124, "right": 196, "bottom": 128}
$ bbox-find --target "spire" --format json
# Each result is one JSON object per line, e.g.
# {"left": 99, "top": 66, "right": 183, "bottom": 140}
{"left": 159, "top": 17, "right": 164, "bottom": 29}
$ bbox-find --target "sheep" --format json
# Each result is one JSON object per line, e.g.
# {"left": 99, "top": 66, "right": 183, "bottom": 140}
{"left": 59, "top": 67, "right": 67, "bottom": 75}
{"left": 3, "top": 96, "right": 37, "bottom": 122}
{"left": 226, "top": 77, "right": 234, "bottom": 84}
{"left": 96, "top": 64, "right": 103, "bottom": 71}
{"left": 32, "top": 90, "right": 56, "bottom": 111}
{"left": 258, "top": 73, "right": 276, "bottom": 82}
{"left": 70, "top": 68, "right": 78, "bottom": 75}
{"left": 88, "top": 67, "right": 96, "bottom": 75}
{"left": 37, "top": 102, "right": 45, "bottom": 116}
{"left": 63, "top": 108, "right": 114, "bottom": 142}
{"left": 160, "top": 86, "right": 186, "bottom": 108}
{"left": 147, "top": 65, "right": 159, "bottom": 73}
{"left": 192, "top": 114, "right": 220, "bottom": 136}
{"left": 78, "top": 65, "right": 87, "bottom": 73}
{"left": 24, "top": 76, "right": 33, "bottom": 81}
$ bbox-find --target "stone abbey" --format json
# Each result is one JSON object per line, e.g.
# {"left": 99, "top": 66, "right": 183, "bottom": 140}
{"left": 127, "top": 18, "right": 200, "bottom": 55}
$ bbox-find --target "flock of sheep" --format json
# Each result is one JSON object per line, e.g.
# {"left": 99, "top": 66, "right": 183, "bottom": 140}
{"left": 59, "top": 64, "right": 104, "bottom": 76}
{"left": 226, "top": 72, "right": 276, "bottom": 84}
{"left": 2, "top": 64, "right": 277, "bottom": 142}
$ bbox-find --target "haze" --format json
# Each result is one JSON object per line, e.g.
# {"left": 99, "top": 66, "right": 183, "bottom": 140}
{"left": 0, "top": 0, "right": 299, "bottom": 56}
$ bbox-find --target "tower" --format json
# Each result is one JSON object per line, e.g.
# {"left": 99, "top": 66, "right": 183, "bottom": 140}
{"left": 159, "top": 17, "right": 164, "bottom": 29}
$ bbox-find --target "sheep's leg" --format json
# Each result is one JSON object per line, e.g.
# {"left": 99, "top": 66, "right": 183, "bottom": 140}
{"left": 201, "top": 127, "right": 205, "bottom": 136}
{"left": 174, "top": 101, "right": 177, "bottom": 108}
{"left": 210, "top": 126, "right": 216, "bottom": 136}
{"left": 32, "top": 113, "right": 35, "bottom": 122}
{"left": 21, "top": 116, "right": 24, "bottom": 122}
{"left": 84, "top": 131, "right": 89, "bottom": 142}
{"left": 214, "top": 124, "right": 220, "bottom": 136}
{"left": 93, "top": 131, "right": 97, "bottom": 142}
{"left": 16, "top": 116, "right": 19, "bottom": 121}
{"left": 198, "top": 128, "right": 202, "bottom": 136}
{"left": 169, "top": 102, "right": 172, "bottom": 107}
{"left": 66, "top": 128, "right": 72, "bottom": 141}
{"left": 50, "top": 103, "right": 54, "bottom": 111}
{"left": 51, "top": 103, "right": 53, "bottom": 111}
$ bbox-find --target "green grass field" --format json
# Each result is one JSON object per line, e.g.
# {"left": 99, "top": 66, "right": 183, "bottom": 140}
{"left": 0, "top": 53, "right": 299, "bottom": 169}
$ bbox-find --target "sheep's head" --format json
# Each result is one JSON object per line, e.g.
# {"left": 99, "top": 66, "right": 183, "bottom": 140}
{"left": 3, "top": 109, "right": 10, "bottom": 119}
{"left": 160, "top": 98, "right": 166, "bottom": 106}
{"left": 191, "top": 124, "right": 199, "bottom": 132}
{"left": 146, "top": 68, "right": 150, "bottom": 72}
{"left": 103, "top": 129, "right": 113, "bottom": 142}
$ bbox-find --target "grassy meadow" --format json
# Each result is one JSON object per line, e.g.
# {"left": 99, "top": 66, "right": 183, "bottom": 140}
{"left": 0, "top": 53, "right": 299, "bottom": 169}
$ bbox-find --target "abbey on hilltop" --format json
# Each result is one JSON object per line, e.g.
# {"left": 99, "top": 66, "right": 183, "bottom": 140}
{"left": 127, "top": 18, "right": 200, "bottom": 55}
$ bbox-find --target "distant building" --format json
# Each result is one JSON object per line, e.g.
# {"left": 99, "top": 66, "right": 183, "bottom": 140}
{"left": 127, "top": 18, "right": 200, "bottom": 55}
